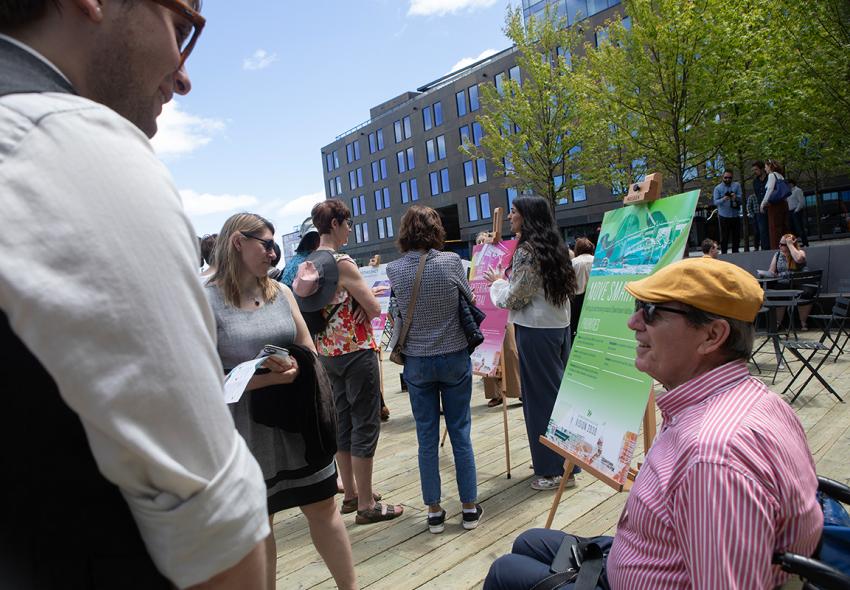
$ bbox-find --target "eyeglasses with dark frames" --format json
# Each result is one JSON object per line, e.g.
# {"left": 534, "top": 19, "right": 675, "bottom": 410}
{"left": 343, "top": 219, "right": 353, "bottom": 228}
{"left": 240, "top": 232, "right": 275, "bottom": 252}
{"left": 148, "top": 0, "right": 206, "bottom": 68}
{"left": 634, "top": 299, "right": 690, "bottom": 324}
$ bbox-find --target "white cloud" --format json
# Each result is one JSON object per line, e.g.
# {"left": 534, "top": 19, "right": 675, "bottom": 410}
{"left": 264, "top": 191, "right": 327, "bottom": 232}
{"left": 151, "top": 100, "right": 225, "bottom": 158}
{"left": 242, "top": 49, "right": 278, "bottom": 71}
{"left": 448, "top": 48, "right": 498, "bottom": 73}
{"left": 408, "top": 0, "right": 498, "bottom": 17}
{"left": 180, "top": 189, "right": 260, "bottom": 217}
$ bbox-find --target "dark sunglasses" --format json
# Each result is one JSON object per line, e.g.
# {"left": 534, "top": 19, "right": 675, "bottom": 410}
{"left": 240, "top": 232, "right": 275, "bottom": 252}
{"left": 634, "top": 299, "right": 690, "bottom": 324}
{"left": 148, "top": 0, "right": 206, "bottom": 68}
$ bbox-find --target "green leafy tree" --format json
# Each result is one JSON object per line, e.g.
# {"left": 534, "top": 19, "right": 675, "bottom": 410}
{"left": 463, "top": 7, "right": 585, "bottom": 209}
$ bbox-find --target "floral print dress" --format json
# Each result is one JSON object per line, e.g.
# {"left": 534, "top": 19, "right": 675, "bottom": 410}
{"left": 315, "top": 253, "right": 378, "bottom": 357}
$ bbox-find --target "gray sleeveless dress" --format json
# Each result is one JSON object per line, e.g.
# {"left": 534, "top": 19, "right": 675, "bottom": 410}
{"left": 205, "top": 284, "right": 337, "bottom": 512}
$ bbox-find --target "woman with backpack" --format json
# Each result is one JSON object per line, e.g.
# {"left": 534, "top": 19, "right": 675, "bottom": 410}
{"left": 204, "top": 213, "right": 355, "bottom": 590}
{"left": 485, "top": 196, "right": 578, "bottom": 491}
{"left": 759, "top": 158, "right": 791, "bottom": 249}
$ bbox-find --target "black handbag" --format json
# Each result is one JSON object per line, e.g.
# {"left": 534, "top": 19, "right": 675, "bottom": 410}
{"left": 458, "top": 292, "right": 486, "bottom": 354}
{"left": 529, "top": 534, "right": 612, "bottom": 590}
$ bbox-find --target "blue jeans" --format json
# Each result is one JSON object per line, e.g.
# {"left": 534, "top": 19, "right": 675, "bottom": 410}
{"left": 403, "top": 350, "right": 477, "bottom": 506}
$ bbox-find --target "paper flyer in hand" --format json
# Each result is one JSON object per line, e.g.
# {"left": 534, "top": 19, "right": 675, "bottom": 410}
{"left": 223, "top": 356, "right": 269, "bottom": 404}
{"left": 468, "top": 239, "right": 518, "bottom": 377}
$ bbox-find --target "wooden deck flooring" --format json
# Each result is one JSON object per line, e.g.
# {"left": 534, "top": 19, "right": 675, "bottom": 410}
{"left": 274, "top": 338, "right": 850, "bottom": 589}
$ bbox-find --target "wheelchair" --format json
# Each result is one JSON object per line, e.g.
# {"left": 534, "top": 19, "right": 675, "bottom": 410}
{"left": 773, "top": 476, "right": 850, "bottom": 589}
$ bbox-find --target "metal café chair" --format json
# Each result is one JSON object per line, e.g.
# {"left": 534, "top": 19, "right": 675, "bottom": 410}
{"left": 809, "top": 296, "right": 850, "bottom": 363}
{"left": 750, "top": 289, "right": 803, "bottom": 380}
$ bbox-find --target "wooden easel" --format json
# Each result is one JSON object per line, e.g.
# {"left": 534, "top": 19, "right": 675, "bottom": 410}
{"left": 542, "top": 173, "right": 663, "bottom": 528}
{"left": 440, "top": 208, "right": 513, "bottom": 479}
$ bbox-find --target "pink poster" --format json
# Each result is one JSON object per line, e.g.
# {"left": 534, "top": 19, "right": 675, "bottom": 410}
{"left": 468, "top": 239, "right": 518, "bottom": 376}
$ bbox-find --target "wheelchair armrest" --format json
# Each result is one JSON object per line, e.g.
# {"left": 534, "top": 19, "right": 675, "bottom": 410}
{"left": 773, "top": 552, "right": 850, "bottom": 588}
{"left": 819, "top": 476, "right": 850, "bottom": 504}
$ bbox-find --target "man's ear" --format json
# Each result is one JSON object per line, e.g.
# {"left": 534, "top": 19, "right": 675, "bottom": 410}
{"left": 71, "top": 0, "right": 104, "bottom": 23}
{"left": 698, "top": 319, "right": 731, "bottom": 356}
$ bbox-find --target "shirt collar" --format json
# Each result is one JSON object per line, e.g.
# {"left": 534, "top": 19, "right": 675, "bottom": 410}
{"left": 0, "top": 33, "right": 72, "bottom": 86}
{"left": 656, "top": 361, "right": 751, "bottom": 422}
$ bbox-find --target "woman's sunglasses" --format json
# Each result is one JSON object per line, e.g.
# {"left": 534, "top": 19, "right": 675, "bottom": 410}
{"left": 634, "top": 300, "right": 690, "bottom": 324}
{"left": 240, "top": 232, "right": 275, "bottom": 252}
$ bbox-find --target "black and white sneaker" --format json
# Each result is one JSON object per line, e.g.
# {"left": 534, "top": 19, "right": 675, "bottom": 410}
{"left": 462, "top": 504, "right": 483, "bottom": 530}
{"left": 428, "top": 510, "right": 446, "bottom": 534}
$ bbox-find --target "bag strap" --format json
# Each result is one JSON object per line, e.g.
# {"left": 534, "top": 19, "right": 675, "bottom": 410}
{"left": 574, "top": 541, "right": 605, "bottom": 590}
{"left": 396, "top": 253, "right": 427, "bottom": 352}
{"left": 529, "top": 571, "right": 576, "bottom": 590}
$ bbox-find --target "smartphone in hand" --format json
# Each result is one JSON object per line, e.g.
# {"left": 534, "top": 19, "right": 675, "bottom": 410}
{"left": 259, "top": 344, "right": 291, "bottom": 362}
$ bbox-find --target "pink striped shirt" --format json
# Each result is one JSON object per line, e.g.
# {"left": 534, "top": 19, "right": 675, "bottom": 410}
{"left": 606, "top": 361, "right": 822, "bottom": 589}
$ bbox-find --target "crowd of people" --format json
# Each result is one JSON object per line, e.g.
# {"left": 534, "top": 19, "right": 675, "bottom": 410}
{"left": 1, "top": 1, "right": 829, "bottom": 589}
{"left": 713, "top": 161, "right": 810, "bottom": 254}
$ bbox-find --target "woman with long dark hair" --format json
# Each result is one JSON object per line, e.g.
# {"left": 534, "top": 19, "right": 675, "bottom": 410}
{"left": 485, "top": 196, "right": 577, "bottom": 490}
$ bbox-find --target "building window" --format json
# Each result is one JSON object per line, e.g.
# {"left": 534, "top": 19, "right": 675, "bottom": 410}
{"left": 349, "top": 170, "right": 357, "bottom": 191}
{"left": 406, "top": 147, "right": 415, "bottom": 170}
{"left": 403, "top": 115, "right": 412, "bottom": 139}
{"left": 394, "top": 120, "right": 403, "bottom": 143}
{"left": 377, "top": 129, "right": 384, "bottom": 150}
{"left": 346, "top": 142, "right": 354, "bottom": 164}
{"left": 572, "top": 177, "right": 587, "bottom": 202}
{"left": 397, "top": 150, "right": 406, "bottom": 174}
{"left": 387, "top": 216, "right": 394, "bottom": 237}
{"left": 507, "top": 187, "right": 518, "bottom": 209}
{"left": 325, "top": 153, "right": 333, "bottom": 172}
{"left": 429, "top": 172, "right": 439, "bottom": 196}
{"left": 378, "top": 218, "right": 386, "bottom": 239}
{"left": 376, "top": 216, "right": 394, "bottom": 239}
{"left": 437, "top": 134, "right": 447, "bottom": 160}
{"left": 329, "top": 178, "right": 336, "bottom": 197}
{"left": 355, "top": 224, "right": 362, "bottom": 243}
{"left": 469, "top": 84, "right": 480, "bottom": 112}
{"left": 400, "top": 181, "right": 409, "bottom": 203}
{"left": 509, "top": 65, "right": 521, "bottom": 85}
{"left": 595, "top": 28, "right": 609, "bottom": 47}
{"left": 423, "top": 105, "right": 433, "bottom": 131}
{"left": 383, "top": 187, "right": 390, "bottom": 208}
{"left": 480, "top": 192, "right": 491, "bottom": 218}
{"left": 467, "top": 195, "right": 479, "bottom": 222}
{"left": 352, "top": 196, "right": 360, "bottom": 216}
{"left": 434, "top": 101, "right": 443, "bottom": 126}
{"left": 356, "top": 167, "right": 363, "bottom": 187}
{"left": 379, "top": 158, "right": 387, "bottom": 180}
{"left": 472, "top": 122, "right": 483, "bottom": 146}
{"left": 440, "top": 167, "right": 450, "bottom": 192}
{"left": 460, "top": 125, "right": 471, "bottom": 146}
{"left": 464, "top": 161, "right": 475, "bottom": 187}
{"left": 557, "top": 45, "right": 572, "bottom": 69}
{"left": 476, "top": 159, "right": 487, "bottom": 183}
{"left": 456, "top": 90, "right": 467, "bottom": 117}
{"left": 495, "top": 72, "right": 505, "bottom": 95}
{"left": 368, "top": 132, "right": 377, "bottom": 154}
{"left": 354, "top": 140, "right": 361, "bottom": 161}
{"left": 333, "top": 150, "right": 340, "bottom": 169}
{"left": 362, "top": 223, "right": 369, "bottom": 242}
{"left": 335, "top": 176, "right": 342, "bottom": 195}
{"left": 374, "top": 190, "right": 382, "bottom": 211}
{"left": 410, "top": 178, "right": 419, "bottom": 201}
{"left": 371, "top": 161, "right": 380, "bottom": 183}
{"left": 426, "top": 139, "right": 436, "bottom": 163}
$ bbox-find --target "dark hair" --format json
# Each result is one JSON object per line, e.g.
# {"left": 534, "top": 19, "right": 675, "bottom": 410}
{"left": 271, "top": 242, "right": 281, "bottom": 267}
{"left": 682, "top": 306, "right": 755, "bottom": 362}
{"left": 751, "top": 160, "right": 765, "bottom": 170}
{"left": 311, "top": 199, "right": 350, "bottom": 235}
{"left": 295, "top": 232, "right": 319, "bottom": 254}
{"left": 574, "top": 237, "right": 595, "bottom": 257}
{"left": 722, "top": 169, "right": 733, "bottom": 176}
{"left": 0, "top": 1, "right": 56, "bottom": 30}
{"left": 701, "top": 238, "right": 716, "bottom": 254}
{"left": 765, "top": 159, "right": 785, "bottom": 175}
{"left": 200, "top": 233, "right": 217, "bottom": 266}
{"left": 512, "top": 196, "right": 576, "bottom": 307}
{"left": 397, "top": 205, "right": 446, "bottom": 252}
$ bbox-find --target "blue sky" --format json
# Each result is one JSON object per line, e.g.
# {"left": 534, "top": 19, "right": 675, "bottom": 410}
{"left": 153, "top": 0, "right": 520, "bottom": 238}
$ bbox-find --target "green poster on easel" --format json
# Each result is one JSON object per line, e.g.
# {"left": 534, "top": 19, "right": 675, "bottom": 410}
{"left": 543, "top": 190, "right": 699, "bottom": 489}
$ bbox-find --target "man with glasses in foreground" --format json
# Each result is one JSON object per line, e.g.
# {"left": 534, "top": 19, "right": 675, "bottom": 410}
{"left": 1, "top": 1, "right": 269, "bottom": 588}
{"left": 485, "top": 257, "right": 821, "bottom": 589}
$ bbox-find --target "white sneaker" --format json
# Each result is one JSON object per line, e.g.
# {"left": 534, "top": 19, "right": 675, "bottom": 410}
{"left": 531, "top": 475, "right": 575, "bottom": 491}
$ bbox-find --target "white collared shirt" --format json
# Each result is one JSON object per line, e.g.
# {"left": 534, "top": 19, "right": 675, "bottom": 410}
{"left": 0, "top": 41, "right": 268, "bottom": 588}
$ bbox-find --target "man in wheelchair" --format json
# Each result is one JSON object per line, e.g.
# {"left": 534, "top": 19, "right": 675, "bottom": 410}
{"left": 485, "top": 258, "right": 824, "bottom": 589}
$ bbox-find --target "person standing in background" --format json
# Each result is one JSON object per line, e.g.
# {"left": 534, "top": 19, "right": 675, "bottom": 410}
{"left": 712, "top": 170, "right": 742, "bottom": 253}
{"left": 570, "top": 237, "right": 595, "bottom": 340}
{"left": 752, "top": 161, "right": 771, "bottom": 250}
{"left": 787, "top": 179, "right": 809, "bottom": 247}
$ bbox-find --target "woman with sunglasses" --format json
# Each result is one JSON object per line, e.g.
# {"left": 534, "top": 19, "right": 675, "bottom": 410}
{"left": 206, "top": 213, "right": 356, "bottom": 590}
{"left": 311, "top": 199, "right": 404, "bottom": 525}
{"left": 768, "top": 233, "right": 810, "bottom": 329}
{"left": 485, "top": 196, "right": 578, "bottom": 491}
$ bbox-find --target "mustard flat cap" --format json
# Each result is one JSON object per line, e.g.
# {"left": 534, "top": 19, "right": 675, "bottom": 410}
{"left": 624, "top": 257, "right": 763, "bottom": 322}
